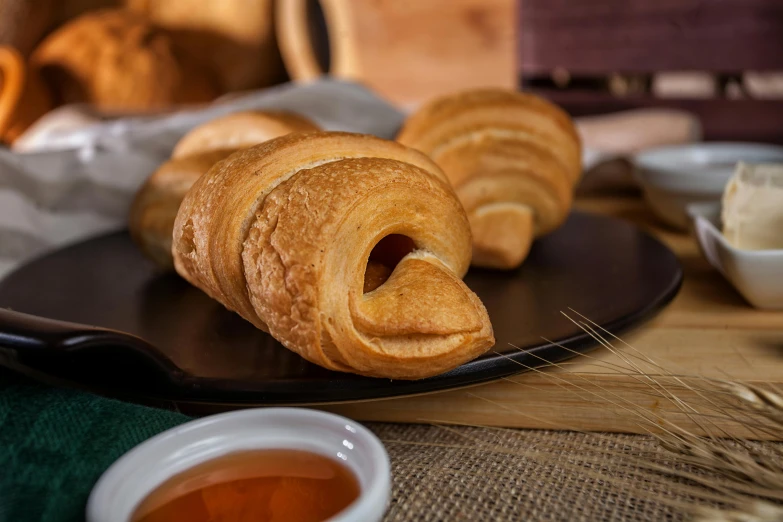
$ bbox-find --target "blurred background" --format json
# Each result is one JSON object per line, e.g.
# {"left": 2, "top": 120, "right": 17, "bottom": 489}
{"left": 0, "top": 0, "right": 781, "bottom": 146}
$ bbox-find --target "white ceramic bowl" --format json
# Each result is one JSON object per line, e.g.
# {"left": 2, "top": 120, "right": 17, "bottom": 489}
{"left": 633, "top": 142, "right": 783, "bottom": 230}
{"left": 687, "top": 201, "right": 783, "bottom": 310}
{"left": 86, "top": 408, "right": 391, "bottom": 522}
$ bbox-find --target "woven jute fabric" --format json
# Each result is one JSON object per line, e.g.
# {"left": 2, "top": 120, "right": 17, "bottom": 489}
{"left": 367, "top": 423, "right": 758, "bottom": 522}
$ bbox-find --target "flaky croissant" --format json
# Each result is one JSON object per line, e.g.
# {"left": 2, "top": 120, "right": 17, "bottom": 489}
{"left": 397, "top": 89, "right": 582, "bottom": 270}
{"left": 172, "top": 131, "right": 495, "bottom": 379}
{"left": 129, "top": 110, "right": 319, "bottom": 269}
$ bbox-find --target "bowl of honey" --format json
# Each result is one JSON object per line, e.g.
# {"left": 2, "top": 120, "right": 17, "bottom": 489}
{"left": 86, "top": 408, "right": 391, "bottom": 522}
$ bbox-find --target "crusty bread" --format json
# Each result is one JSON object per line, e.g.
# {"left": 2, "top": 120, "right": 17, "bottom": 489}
{"left": 397, "top": 88, "right": 582, "bottom": 269}
{"left": 30, "top": 8, "right": 217, "bottom": 110}
{"left": 171, "top": 131, "right": 494, "bottom": 379}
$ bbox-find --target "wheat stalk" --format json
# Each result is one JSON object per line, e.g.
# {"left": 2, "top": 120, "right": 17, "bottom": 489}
{"left": 692, "top": 502, "right": 783, "bottom": 522}
{"left": 382, "top": 311, "right": 783, "bottom": 521}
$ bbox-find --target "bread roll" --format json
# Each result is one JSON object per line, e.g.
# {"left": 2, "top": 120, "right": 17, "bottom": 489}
{"left": 31, "top": 9, "right": 217, "bottom": 111}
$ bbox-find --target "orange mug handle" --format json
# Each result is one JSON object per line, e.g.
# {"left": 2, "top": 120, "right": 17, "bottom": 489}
{"left": 0, "top": 45, "right": 51, "bottom": 144}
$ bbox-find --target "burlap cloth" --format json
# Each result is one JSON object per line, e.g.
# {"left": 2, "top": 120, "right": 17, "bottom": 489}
{"left": 370, "top": 422, "right": 782, "bottom": 521}
{"left": 369, "top": 423, "right": 682, "bottom": 521}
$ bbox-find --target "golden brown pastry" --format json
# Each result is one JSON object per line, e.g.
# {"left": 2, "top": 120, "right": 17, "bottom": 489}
{"left": 30, "top": 8, "right": 217, "bottom": 111}
{"left": 130, "top": 110, "right": 320, "bottom": 269}
{"left": 0, "top": 45, "right": 52, "bottom": 143}
{"left": 130, "top": 149, "right": 236, "bottom": 269}
{"left": 172, "top": 131, "right": 495, "bottom": 379}
{"left": 171, "top": 110, "right": 319, "bottom": 159}
{"left": 397, "top": 88, "right": 582, "bottom": 270}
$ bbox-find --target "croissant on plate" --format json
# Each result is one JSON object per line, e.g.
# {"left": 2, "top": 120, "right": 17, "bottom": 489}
{"left": 129, "top": 110, "right": 319, "bottom": 269}
{"left": 397, "top": 88, "right": 582, "bottom": 270}
{"left": 172, "top": 131, "right": 495, "bottom": 379}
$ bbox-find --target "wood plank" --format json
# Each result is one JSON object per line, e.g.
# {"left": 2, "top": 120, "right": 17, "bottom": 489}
{"left": 517, "top": 0, "right": 783, "bottom": 74}
{"left": 527, "top": 92, "right": 783, "bottom": 146}
{"left": 319, "top": 327, "right": 783, "bottom": 439}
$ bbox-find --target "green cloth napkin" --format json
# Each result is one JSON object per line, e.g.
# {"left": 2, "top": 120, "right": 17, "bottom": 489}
{"left": 0, "top": 367, "right": 191, "bottom": 522}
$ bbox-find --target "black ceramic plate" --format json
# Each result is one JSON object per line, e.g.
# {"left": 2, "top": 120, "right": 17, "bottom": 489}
{"left": 0, "top": 211, "right": 681, "bottom": 406}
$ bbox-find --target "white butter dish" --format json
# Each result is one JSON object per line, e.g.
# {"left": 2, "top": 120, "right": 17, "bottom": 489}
{"left": 687, "top": 201, "right": 783, "bottom": 310}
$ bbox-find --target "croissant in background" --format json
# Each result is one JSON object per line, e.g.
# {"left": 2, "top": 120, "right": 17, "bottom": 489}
{"left": 172, "top": 132, "right": 494, "bottom": 379}
{"left": 170, "top": 110, "right": 318, "bottom": 159}
{"left": 397, "top": 89, "right": 582, "bottom": 270}
{"left": 129, "top": 110, "right": 319, "bottom": 269}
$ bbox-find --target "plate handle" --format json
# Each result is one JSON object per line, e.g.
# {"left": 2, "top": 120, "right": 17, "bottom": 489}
{"left": 0, "top": 308, "right": 182, "bottom": 392}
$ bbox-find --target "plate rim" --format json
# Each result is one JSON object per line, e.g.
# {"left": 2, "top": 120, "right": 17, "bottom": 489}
{"left": 0, "top": 211, "right": 683, "bottom": 406}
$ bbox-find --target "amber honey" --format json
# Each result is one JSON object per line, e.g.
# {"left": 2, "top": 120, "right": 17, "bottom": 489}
{"left": 131, "top": 449, "right": 361, "bottom": 522}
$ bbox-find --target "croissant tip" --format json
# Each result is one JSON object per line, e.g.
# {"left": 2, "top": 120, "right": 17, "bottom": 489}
{"left": 468, "top": 204, "right": 536, "bottom": 270}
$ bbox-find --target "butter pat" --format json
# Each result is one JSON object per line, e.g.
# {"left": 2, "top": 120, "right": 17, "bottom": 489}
{"left": 721, "top": 162, "right": 783, "bottom": 250}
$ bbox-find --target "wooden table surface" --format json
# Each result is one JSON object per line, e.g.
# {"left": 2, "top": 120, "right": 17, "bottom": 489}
{"left": 320, "top": 190, "right": 783, "bottom": 439}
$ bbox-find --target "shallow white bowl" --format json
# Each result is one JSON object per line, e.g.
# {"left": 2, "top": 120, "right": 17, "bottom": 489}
{"left": 86, "top": 408, "right": 391, "bottom": 522}
{"left": 633, "top": 142, "right": 783, "bottom": 230}
{"left": 687, "top": 201, "right": 783, "bottom": 310}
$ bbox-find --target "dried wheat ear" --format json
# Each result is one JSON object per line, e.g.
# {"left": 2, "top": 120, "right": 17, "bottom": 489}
{"left": 382, "top": 310, "right": 783, "bottom": 521}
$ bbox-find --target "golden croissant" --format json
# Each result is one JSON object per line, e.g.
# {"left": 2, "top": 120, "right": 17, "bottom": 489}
{"left": 172, "top": 131, "right": 495, "bottom": 379}
{"left": 129, "top": 110, "right": 319, "bottom": 269}
{"left": 397, "top": 88, "right": 582, "bottom": 270}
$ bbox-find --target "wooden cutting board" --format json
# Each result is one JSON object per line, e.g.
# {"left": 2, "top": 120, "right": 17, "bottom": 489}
{"left": 320, "top": 193, "right": 783, "bottom": 439}
{"left": 275, "top": 0, "right": 515, "bottom": 107}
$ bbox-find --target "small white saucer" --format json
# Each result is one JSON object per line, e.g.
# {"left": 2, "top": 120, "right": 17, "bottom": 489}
{"left": 687, "top": 201, "right": 783, "bottom": 310}
{"left": 633, "top": 142, "right": 783, "bottom": 230}
{"left": 86, "top": 408, "right": 391, "bottom": 522}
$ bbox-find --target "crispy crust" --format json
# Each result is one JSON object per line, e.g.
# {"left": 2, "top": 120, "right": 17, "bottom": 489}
{"left": 397, "top": 88, "right": 582, "bottom": 269}
{"left": 172, "top": 131, "right": 495, "bottom": 379}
